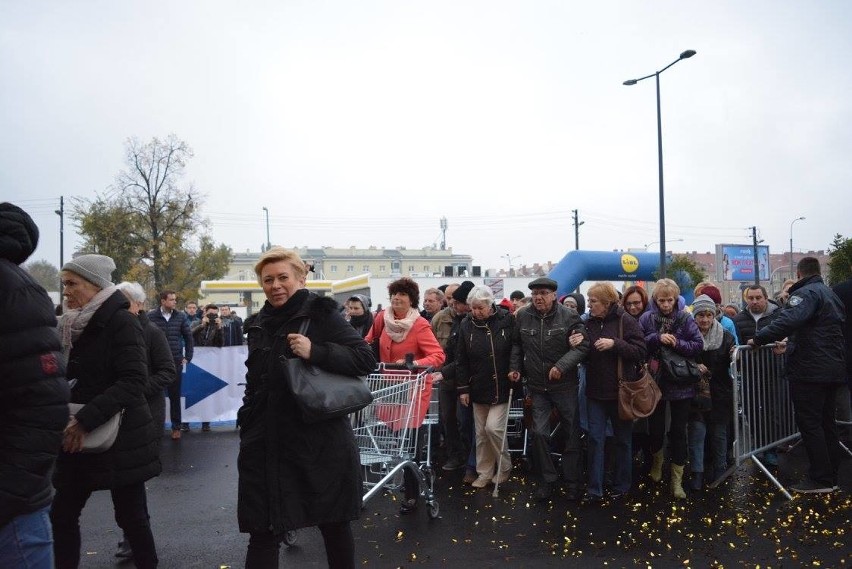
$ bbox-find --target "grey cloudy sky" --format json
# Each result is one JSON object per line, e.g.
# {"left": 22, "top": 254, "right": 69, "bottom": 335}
{"left": 2, "top": 1, "right": 850, "bottom": 274}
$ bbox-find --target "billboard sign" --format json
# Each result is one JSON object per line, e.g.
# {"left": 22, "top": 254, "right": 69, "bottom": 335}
{"left": 716, "top": 244, "right": 770, "bottom": 282}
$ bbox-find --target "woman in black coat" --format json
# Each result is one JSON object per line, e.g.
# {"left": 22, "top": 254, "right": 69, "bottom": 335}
{"left": 456, "top": 286, "right": 515, "bottom": 489}
{"left": 577, "top": 282, "right": 646, "bottom": 502}
{"left": 238, "top": 247, "right": 376, "bottom": 569}
{"left": 691, "top": 295, "right": 736, "bottom": 484}
{"left": 52, "top": 255, "right": 160, "bottom": 569}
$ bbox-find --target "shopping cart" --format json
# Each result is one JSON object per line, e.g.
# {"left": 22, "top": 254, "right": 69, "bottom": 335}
{"left": 354, "top": 363, "right": 439, "bottom": 518}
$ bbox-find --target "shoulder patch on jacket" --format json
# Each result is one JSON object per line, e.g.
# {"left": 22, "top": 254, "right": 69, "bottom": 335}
{"left": 788, "top": 295, "right": 803, "bottom": 306}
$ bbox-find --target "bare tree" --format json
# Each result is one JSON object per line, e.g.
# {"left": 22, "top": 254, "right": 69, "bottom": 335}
{"left": 72, "top": 135, "right": 232, "bottom": 296}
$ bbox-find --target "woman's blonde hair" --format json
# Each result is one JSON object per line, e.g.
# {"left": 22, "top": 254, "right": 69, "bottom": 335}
{"left": 652, "top": 278, "right": 680, "bottom": 300}
{"left": 587, "top": 282, "right": 619, "bottom": 307}
{"left": 254, "top": 247, "right": 309, "bottom": 284}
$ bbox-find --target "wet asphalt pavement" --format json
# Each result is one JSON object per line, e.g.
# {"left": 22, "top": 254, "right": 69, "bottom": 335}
{"left": 76, "top": 427, "right": 850, "bottom": 568}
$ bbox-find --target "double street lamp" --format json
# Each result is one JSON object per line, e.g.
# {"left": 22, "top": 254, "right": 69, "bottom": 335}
{"left": 624, "top": 49, "right": 697, "bottom": 279}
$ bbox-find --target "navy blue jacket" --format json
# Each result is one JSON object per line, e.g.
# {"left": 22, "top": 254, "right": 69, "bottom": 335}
{"left": 754, "top": 275, "right": 846, "bottom": 383}
{"left": 147, "top": 307, "right": 193, "bottom": 362}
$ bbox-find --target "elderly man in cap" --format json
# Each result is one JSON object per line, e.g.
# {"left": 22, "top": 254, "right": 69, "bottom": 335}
{"left": 509, "top": 277, "right": 589, "bottom": 501}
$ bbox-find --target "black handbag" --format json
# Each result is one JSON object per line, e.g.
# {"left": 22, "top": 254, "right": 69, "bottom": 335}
{"left": 658, "top": 346, "right": 702, "bottom": 384}
{"left": 282, "top": 319, "right": 373, "bottom": 423}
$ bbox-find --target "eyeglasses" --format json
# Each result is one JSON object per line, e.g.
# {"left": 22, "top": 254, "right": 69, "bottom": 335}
{"left": 530, "top": 290, "right": 553, "bottom": 296}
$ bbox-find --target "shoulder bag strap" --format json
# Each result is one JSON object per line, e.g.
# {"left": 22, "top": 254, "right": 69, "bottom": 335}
{"left": 617, "top": 313, "right": 624, "bottom": 381}
{"left": 297, "top": 318, "right": 310, "bottom": 336}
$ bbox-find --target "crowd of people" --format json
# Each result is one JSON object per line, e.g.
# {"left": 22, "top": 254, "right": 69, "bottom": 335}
{"left": 2, "top": 199, "right": 849, "bottom": 568}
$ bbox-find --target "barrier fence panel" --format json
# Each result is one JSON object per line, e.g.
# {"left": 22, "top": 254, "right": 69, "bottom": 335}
{"left": 720, "top": 344, "right": 798, "bottom": 499}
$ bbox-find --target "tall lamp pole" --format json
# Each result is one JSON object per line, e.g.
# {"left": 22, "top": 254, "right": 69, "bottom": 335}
{"left": 624, "top": 49, "right": 697, "bottom": 279}
{"left": 789, "top": 216, "right": 805, "bottom": 279}
{"left": 262, "top": 207, "right": 271, "bottom": 252}
{"left": 55, "top": 196, "right": 64, "bottom": 292}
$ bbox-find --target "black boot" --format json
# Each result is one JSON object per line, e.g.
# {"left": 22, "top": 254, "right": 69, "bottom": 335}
{"left": 689, "top": 471, "right": 703, "bottom": 491}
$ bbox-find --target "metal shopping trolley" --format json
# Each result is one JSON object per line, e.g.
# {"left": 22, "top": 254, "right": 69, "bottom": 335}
{"left": 353, "top": 363, "right": 439, "bottom": 518}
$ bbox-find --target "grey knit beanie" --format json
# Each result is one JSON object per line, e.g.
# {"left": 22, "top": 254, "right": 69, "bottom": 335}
{"left": 692, "top": 294, "right": 716, "bottom": 316}
{"left": 62, "top": 254, "right": 116, "bottom": 289}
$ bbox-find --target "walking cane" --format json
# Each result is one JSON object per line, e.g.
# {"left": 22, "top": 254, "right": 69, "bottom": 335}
{"left": 492, "top": 388, "right": 514, "bottom": 498}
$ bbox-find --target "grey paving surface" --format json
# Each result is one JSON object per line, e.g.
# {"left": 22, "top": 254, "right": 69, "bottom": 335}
{"left": 75, "top": 427, "right": 851, "bottom": 568}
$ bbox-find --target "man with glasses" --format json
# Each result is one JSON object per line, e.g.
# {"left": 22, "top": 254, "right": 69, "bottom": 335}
{"left": 148, "top": 290, "right": 194, "bottom": 440}
{"left": 509, "top": 277, "right": 589, "bottom": 501}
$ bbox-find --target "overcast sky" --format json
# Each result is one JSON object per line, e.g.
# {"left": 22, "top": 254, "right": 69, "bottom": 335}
{"left": 2, "top": 1, "right": 850, "bottom": 275}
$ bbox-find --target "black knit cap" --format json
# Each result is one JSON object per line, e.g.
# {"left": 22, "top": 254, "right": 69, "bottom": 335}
{"left": 452, "top": 280, "right": 475, "bottom": 304}
{"left": 0, "top": 202, "right": 39, "bottom": 265}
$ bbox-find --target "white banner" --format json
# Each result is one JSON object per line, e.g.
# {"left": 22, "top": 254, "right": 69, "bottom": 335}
{"left": 167, "top": 346, "right": 248, "bottom": 423}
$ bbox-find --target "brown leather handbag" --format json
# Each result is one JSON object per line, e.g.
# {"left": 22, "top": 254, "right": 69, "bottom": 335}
{"left": 616, "top": 314, "right": 662, "bottom": 421}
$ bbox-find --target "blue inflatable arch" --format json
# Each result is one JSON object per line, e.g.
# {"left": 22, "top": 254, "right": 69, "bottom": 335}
{"left": 548, "top": 250, "right": 661, "bottom": 296}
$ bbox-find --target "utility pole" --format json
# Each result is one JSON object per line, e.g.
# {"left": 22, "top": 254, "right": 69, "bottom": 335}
{"left": 439, "top": 217, "right": 448, "bottom": 250}
{"left": 55, "top": 196, "right": 64, "bottom": 291}
{"left": 572, "top": 209, "right": 584, "bottom": 250}
{"left": 750, "top": 226, "right": 761, "bottom": 286}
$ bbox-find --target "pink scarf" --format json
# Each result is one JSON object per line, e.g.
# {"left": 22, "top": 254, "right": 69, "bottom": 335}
{"left": 383, "top": 307, "right": 420, "bottom": 343}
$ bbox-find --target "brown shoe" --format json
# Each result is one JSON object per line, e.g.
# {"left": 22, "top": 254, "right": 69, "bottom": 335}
{"left": 462, "top": 469, "right": 477, "bottom": 484}
{"left": 171, "top": 429, "right": 181, "bottom": 440}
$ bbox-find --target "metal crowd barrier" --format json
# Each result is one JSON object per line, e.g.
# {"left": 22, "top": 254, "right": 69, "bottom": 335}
{"left": 713, "top": 344, "right": 798, "bottom": 499}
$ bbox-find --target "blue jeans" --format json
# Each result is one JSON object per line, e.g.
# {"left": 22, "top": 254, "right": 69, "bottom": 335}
{"left": 688, "top": 419, "right": 706, "bottom": 473}
{"left": 586, "top": 398, "right": 632, "bottom": 497}
{"left": 0, "top": 505, "right": 53, "bottom": 569}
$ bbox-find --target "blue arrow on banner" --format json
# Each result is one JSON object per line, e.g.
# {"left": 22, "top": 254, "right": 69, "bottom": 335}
{"left": 182, "top": 362, "right": 229, "bottom": 408}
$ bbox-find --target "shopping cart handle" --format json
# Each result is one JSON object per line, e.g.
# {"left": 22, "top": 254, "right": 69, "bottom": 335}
{"left": 376, "top": 362, "right": 435, "bottom": 374}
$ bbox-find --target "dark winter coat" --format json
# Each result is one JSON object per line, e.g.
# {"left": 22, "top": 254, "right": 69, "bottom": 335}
{"left": 456, "top": 306, "right": 514, "bottom": 405}
{"left": 147, "top": 307, "right": 193, "bottom": 362}
{"left": 639, "top": 301, "right": 703, "bottom": 401}
{"left": 584, "top": 304, "right": 647, "bottom": 401}
{"left": 237, "top": 290, "right": 376, "bottom": 536}
{"left": 193, "top": 321, "right": 224, "bottom": 347}
{"left": 696, "top": 329, "right": 736, "bottom": 403}
{"left": 832, "top": 277, "right": 852, "bottom": 379}
{"left": 0, "top": 259, "right": 69, "bottom": 528}
{"left": 732, "top": 301, "right": 780, "bottom": 345}
{"left": 510, "top": 302, "right": 590, "bottom": 392}
{"left": 754, "top": 275, "right": 846, "bottom": 384}
{"left": 137, "top": 311, "right": 175, "bottom": 430}
{"left": 436, "top": 310, "right": 467, "bottom": 391}
{"left": 55, "top": 290, "right": 161, "bottom": 490}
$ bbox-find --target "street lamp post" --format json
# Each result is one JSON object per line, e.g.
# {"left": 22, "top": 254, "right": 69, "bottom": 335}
{"left": 55, "top": 196, "right": 64, "bottom": 292}
{"left": 624, "top": 49, "right": 697, "bottom": 279}
{"left": 789, "top": 216, "right": 805, "bottom": 280}
{"left": 262, "top": 207, "right": 271, "bottom": 252}
{"left": 644, "top": 238, "right": 684, "bottom": 250}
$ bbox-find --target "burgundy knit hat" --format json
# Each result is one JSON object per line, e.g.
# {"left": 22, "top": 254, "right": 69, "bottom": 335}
{"left": 697, "top": 284, "right": 722, "bottom": 305}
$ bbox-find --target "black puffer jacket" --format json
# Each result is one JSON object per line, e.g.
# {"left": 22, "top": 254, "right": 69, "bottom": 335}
{"left": 755, "top": 275, "right": 846, "bottom": 384}
{"left": 54, "top": 291, "right": 161, "bottom": 490}
{"left": 0, "top": 204, "right": 69, "bottom": 528}
{"left": 237, "top": 291, "right": 376, "bottom": 536}
{"left": 138, "top": 311, "right": 175, "bottom": 430}
{"left": 832, "top": 277, "right": 852, "bottom": 379}
{"left": 456, "top": 306, "right": 514, "bottom": 405}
